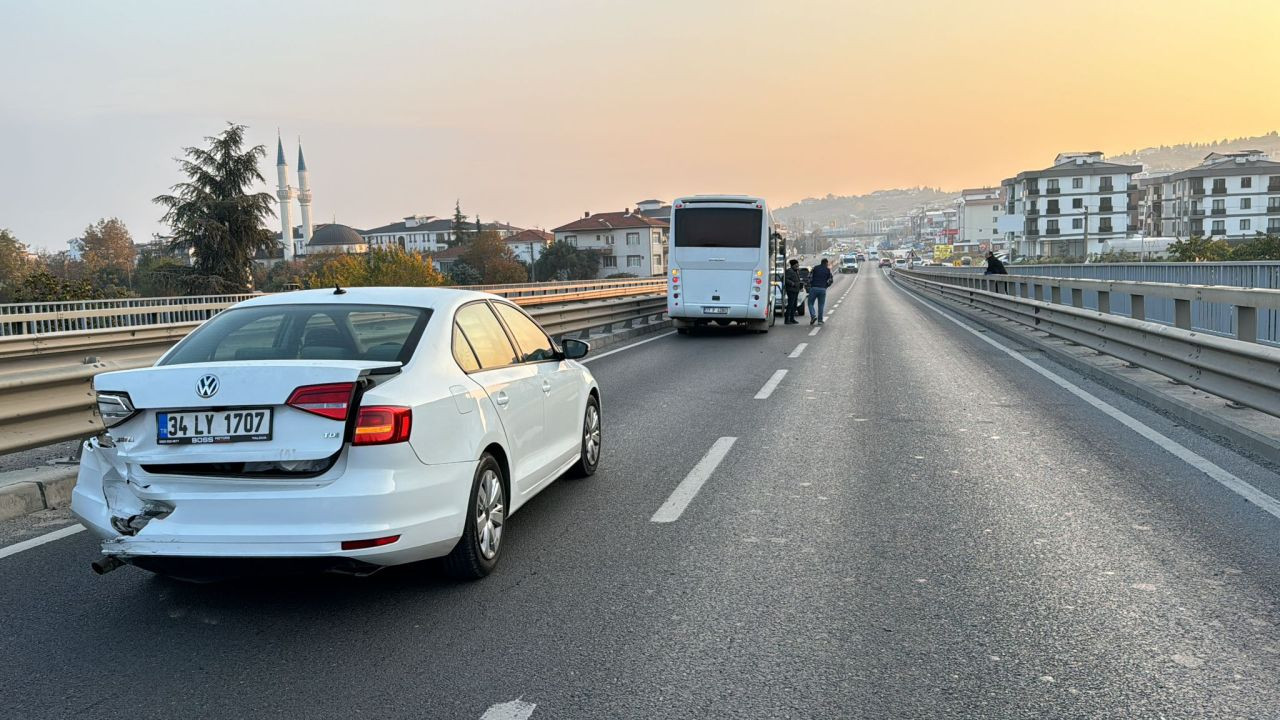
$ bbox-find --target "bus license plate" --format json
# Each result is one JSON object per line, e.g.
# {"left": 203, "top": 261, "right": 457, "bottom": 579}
{"left": 156, "top": 409, "right": 273, "bottom": 445}
{"left": 702, "top": 307, "right": 729, "bottom": 315}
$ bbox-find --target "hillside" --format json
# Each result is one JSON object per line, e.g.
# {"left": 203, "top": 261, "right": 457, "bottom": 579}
{"left": 775, "top": 131, "right": 1280, "bottom": 229}
{"left": 1107, "top": 131, "right": 1280, "bottom": 173}
{"left": 775, "top": 187, "right": 958, "bottom": 229}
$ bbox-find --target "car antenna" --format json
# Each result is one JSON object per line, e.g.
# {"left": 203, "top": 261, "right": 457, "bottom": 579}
{"left": 333, "top": 284, "right": 346, "bottom": 295}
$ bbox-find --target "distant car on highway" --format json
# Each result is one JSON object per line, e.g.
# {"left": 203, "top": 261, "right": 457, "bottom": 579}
{"left": 839, "top": 255, "right": 859, "bottom": 274}
{"left": 894, "top": 258, "right": 908, "bottom": 269}
{"left": 878, "top": 258, "right": 892, "bottom": 268}
{"left": 72, "top": 287, "right": 602, "bottom": 581}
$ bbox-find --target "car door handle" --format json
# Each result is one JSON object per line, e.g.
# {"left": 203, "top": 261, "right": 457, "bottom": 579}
{"left": 541, "top": 380, "right": 552, "bottom": 394}
{"left": 494, "top": 391, "right": 509, "bottom": 407}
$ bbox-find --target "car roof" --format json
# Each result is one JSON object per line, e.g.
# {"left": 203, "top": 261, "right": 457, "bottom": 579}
{"left": 233, "top": 286, "right": 504, "bottom": 315}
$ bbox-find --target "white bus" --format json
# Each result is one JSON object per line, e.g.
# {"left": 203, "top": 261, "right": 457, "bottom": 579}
{"left": 667, "top": 195, "right": 781, "bottom": 334}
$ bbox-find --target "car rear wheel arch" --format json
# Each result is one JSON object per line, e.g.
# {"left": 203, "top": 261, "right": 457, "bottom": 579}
{"left": 481, "top": 441, "right": 512, "bottom": 516}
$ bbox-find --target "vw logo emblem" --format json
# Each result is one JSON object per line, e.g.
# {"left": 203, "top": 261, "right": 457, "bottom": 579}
{"left": 195, "top": 374, "right": 220, "bottom": 399}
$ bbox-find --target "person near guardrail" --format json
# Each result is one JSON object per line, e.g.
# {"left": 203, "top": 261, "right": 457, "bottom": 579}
{"left": 808, "top": 258, "right": 834, "bottom": 325}
{"left": 983, "top": 251, "right": 1008, "bottom": 276}
{"left": 784, "top": 259, "right": 803, "bottom": 324}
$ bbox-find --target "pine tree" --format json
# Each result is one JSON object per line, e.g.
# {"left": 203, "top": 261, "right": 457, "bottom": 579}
{"left": 450, "top": 200, "right": 469, "bottom": 248}
{"left": 153, "top": 123, "right": 275, "bottom": 292}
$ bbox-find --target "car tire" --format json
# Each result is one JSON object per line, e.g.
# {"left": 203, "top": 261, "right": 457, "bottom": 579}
{"left": 445, "top": 454, "right": 506, "bottom": 580}
{"left": 567, "top": 395, "right": 601, "bottom": 479}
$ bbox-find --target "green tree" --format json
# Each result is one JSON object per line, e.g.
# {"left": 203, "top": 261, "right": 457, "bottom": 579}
{"left": 13, "top": 270, "right": 93, "bottom": 302}
{"left": 460, "top": 230, "right": 528, "bottom": 284}
{"left": 1227, "top": 234, "right": 1280, "bottom": 261}
{"left": 153, "top": 123, "right": 276, "bottom": 293}
{"left": 450, "top": 200, "right": 470, "bottom": 248}
{"left": 1167, "top": 235, "right": 1230, "bottom": 262}
{"left": 0, "top": 228, "right": 33, "bottom": 302}
{"left": 448, "top": 260, "right": 483, "bottom": 285}
{"left": 534, "top": 241, "right": 600, "bottom": 281}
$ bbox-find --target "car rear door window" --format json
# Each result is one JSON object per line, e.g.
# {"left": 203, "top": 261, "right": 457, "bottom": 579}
{"left": 452, "top": 323, "right": 481, "bottom": 373}
{"left": 493, "top": 303, "right": 556, "bottom": 363}
{"left": 454, "top": 303, "right": 519, "bottom": 369}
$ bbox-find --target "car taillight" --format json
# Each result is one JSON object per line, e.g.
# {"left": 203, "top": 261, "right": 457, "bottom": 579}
{"left": 95, "top": 391, "right": 137, "bottom": 427}
{"left": 353, "top": 406, "right": 412, "bottom": 445}
{"left": 287, "top": 382, "right": 355, "bottom": 420}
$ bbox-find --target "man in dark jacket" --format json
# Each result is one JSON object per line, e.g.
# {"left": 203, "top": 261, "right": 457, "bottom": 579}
{"left": 984, "top": 251, "right": 1008, "bottom": 275}
{"left": 783, "top": 259, "right": 802, "bottom": 324}
{"left": 807, "top": 258, "right": 834, "bottom": 325}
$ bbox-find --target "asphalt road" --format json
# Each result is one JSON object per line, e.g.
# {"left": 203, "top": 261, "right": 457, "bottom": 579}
{"left": 3, "top": 267, "right": 1280, "bottom": 719}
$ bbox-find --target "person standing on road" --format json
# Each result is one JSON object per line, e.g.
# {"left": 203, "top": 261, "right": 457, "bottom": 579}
{"left": 984, "top": 251, "right": 1008, "bottom": 275}
{"left": 783, "top": 259, "right": 802, "bottom": 324}
{"left": 807, "top": 258, "right": 833, "bottom": 325}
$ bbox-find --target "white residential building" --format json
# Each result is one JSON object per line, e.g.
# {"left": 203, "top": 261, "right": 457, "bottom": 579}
{"left": 552, "top": 209, "right": 668, "bottom": 278}
{"left": 506, "top": 228, "right": 551, "bottom": 265}
{"left": 363, "top": 215, "right": 454, "bottom": 254}
{"left": 1001, "top": 152, "right": 1142, "bottom": 258}
{"left": 955, "top": 187, "right": 1005, "bottom": 254}
{"left": 1159, "top": 151, "right": 1280, "bottom": 239}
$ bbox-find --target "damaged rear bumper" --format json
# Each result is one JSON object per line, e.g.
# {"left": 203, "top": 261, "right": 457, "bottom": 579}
{"left": 70, "top": 437, "right": 474, "bottom": 570}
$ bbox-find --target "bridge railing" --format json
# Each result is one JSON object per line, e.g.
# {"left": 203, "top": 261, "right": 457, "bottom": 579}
{"left": 921, "top": 261, "right": 1280, "bottom": 343}
{"left": 0, "top": 279, "right": 666, "bottom": 337}
{"left": 0, "top": 281, "right": 668, "bottom": 455}
{"left": 894, "top": 268, "right": 1280, "bottom": 417}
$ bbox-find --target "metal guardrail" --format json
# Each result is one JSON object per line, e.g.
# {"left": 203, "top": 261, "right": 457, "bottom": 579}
{"left": 893, "top": 268, "right": 1280, "bottom": 418}
{"left": 0, "top": 279, "right": 666, "bottom": 337}
{"left": 0, "top": 284, "right": 668, "bottom": 455}
{"left": 924, "top": 262, "right": 1280, "bottom": 343}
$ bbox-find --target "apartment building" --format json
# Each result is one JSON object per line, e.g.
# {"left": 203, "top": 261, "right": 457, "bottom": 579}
{"left": 552, "top": 209, "right": 668, "bottom": 277}
{"left": 1001, "top": 152, "right": 1142, "bottom": 258}
{"left": 955, "top": 187, "right": 1005, "bottom": 254}
{"left": 364, "top": 216, "right": 525, "bottom": 253}
{"left": 1159, "top": 151, "right": 1280, "bottom": 239}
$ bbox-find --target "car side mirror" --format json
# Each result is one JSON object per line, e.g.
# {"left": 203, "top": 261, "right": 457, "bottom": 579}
{"left": 561, "top": 338, "right": 590, "bottom": 360}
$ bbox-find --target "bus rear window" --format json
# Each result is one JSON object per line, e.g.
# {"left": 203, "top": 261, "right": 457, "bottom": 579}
{"left": 674, "top": 208, "right": 764, "bottom": 248}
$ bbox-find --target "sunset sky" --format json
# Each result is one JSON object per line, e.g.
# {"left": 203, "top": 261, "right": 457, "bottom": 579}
{"left": 2, "top": 0, "right": 1278, "bottom": 250}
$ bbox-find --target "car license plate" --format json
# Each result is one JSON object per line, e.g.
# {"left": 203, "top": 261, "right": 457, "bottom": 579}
{"left": 156, "top": 409, "right": 273, "bottom": 445}
{"left": 702, "top": 307, "right": 729, "bottom": 315}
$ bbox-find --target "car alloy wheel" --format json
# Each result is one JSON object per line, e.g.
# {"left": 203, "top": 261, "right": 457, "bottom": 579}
{"left": 584, "top": 403, "right": 601, "bottom": 466}
{"left": 474, "top": 468, "right": 504, "bottom": 560}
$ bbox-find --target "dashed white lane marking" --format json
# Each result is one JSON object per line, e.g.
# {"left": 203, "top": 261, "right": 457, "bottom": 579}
{"left": 0, "top": 524, "right": 85, "bottom": 560}
{"left": 894, "top": 276, "right": 1280, "bottom": 523}
{"left": 754, "top": 369, "right": 787, "bottom": 400}
{"left": 789, "top": 343, "right": 808, "bottom": 358}
{"left": 480, "top": 700, "right": 537, "bottom": 720}
{"left": 581, "top": 330, "right": 676, "bottom": 364}
{"left": 809, "top": 327, "right": 821, "bottom": 337}
{"left": 651, "top": 437, "right": 737, "bottom": 523}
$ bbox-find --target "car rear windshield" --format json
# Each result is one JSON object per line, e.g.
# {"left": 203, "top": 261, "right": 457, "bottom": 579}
{"left": 159, "top": 304, "right": 431, "bottom": 366}
{"left": 673, "top": 208, "right": 764, "bottom": 249}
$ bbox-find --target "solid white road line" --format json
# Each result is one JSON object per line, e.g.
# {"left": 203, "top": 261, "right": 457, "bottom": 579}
{"left": 580, "top": 330, "right": 676, "bottom": 364}
{"left": 0, "top": 523, "right": 85, "bottom": 560}
{"left": 789, "top": 343, "right": 808, "bottom": 358}
{"left": 754, "top": 369, "right": 788, "bottom": 400}
{"left": 651, "top": 437, "right": 737, "bottom": 523}
{"left": 894, "top": 277, "right": 1280, "bottom": 523}
{"left": 809, "top": 327, "right": 821, "bottom": 337}
{"left": 480, "top": 700, "right": 537, "bottom": 720}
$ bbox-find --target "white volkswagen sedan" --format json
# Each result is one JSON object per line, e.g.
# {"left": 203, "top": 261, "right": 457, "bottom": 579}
{"left": 71, "top": 287, "right": 601, "bottom": 581}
